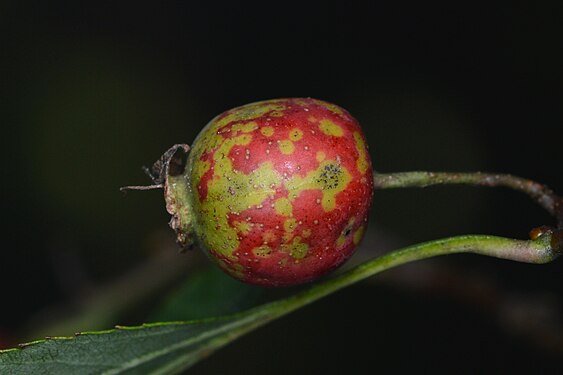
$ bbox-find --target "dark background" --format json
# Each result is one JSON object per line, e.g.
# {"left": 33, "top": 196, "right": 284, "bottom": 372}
{"left": 2, "top": 2, "right": 562, "bottom": 373}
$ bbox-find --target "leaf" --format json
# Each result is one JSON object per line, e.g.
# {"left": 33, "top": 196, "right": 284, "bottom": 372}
{"left": 150, "top": 265, "right": 269, "bottom": 322}
{"left": 0, "top": 235, "right": 557, "bottom": 374}
{"left": 0, "top": 317, "right": 263, "bottom": 375}
{"left": 21, "top": 318, "right": 265, "bottom": 374}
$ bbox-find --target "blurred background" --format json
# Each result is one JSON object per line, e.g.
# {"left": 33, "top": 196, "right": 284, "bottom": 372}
{"left": 2, "top": 2, "right": 562, "bottom": 373}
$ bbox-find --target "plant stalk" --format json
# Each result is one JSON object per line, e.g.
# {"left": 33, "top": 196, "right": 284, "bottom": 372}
{"left": 373, "top": 171, "right": 563, "bottom": 228}
{"left": 261, "top": 233, "right": 561, "bottom": 319}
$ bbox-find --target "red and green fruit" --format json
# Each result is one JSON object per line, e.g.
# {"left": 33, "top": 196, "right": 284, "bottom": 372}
{"left": 163, "top": 98, "right": 374, "bottom": 287}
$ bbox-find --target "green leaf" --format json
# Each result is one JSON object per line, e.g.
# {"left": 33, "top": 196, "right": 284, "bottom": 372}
{"left": 0, "top": 235, "right": 558, "bottom": 374}
{"left": 150, "top": 265, "right": 269, "bottom": 321}
{"left": 0, "top": 318, "right": 259, "bottom": 375}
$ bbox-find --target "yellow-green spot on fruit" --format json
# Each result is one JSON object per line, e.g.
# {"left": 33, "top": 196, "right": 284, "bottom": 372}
{"left": 253, "top": 245, "right": 272, "bottom": 257}
{"left": 353, "top": 225, "right": 365, "bottom": 245}
{"left": 313, "top": 99, "right": 346, "bottom": 116}
{"left": 336, "top": 234, "right": 346, "bottom": 247}
{"left": 278, "top": 140, "right": 295, "bottom": 155}
{"left": 316, "top": 151, "right": 326, "bottom": 162}
{"left": 274, "top": 197, "right": 293, "bottom": 217}
{"left": 260, "top": 126, "right": 274, "bottom": 137}
{"left": 289, "top": 128, "right": 303, "bottom": 141}
{"left": 282, "top": 217, "right": 298, "bottom": 243}
{"left": 282, "top": 236, "right": 309, "bottom": 260}
{"left": 284, "top": 217, "right": 298, "bottom": 233}
{"left": 210, "top": 102, "right": 287, "bottom": 133}
{"left": 222, "top": 103, "right": 286, "bottom": 125}
{"left": 189, "top": 126, "right": 225, "bottom": 171}
{"left": 234, "top": 220, "right": 252, "bottom": 235}
{"left": 308, "top": 116, "right": 318, "bottom": 123}
{"left": 302, "top": 229, "right": 311, "bottom": 238}
{"left": 294, "top": 98, "right": 311, "bottom": 107}
{"left": 213, "top": 113, "right": 249, "bottom": 130}
{"left": 270, "top": 110, "right": 285, "bottom": 117}
{"left": 285, "top": 160, "right": 351, "bottom": 212}
{"left": 192, "top": 133, "right": 281, "bottom": 259}
{"left": 218, "top": 259, "right": 245, "bottom": 280}
{"left": 318, "top": 163, "right": 351, "bottom": 211}
{"left": 231, "top": 263, "right": 246, "bottom": 279}
{"left": 231, "top": 121, "right": 258, "bottom": 134}
{"left": 353, "top": 131, "right": 369, "bottom": 174}
{"left": 319, "top": 119, "right": 343, "bottom": 137}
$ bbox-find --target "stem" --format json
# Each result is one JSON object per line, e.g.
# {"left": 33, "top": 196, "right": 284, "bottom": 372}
{"left": 256, "top": 233, "right": 560, "bottom": 328}
{"left": 373, "top": 171, "right": 563, "bottom": 228}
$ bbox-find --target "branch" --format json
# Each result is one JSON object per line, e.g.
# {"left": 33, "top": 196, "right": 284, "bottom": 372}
{"left": 373, "top": 171, "right": 563, "bottom": 229}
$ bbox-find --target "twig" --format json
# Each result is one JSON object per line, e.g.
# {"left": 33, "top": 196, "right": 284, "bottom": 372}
{"left": 374, "top": 171, "right": 563, "bottom": 229}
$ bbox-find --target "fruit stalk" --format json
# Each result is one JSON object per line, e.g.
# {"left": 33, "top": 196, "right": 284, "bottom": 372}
{"left": 373, "top": 170, "right": 563, "bottom": 260}
{"left": 374, "top": 171, "right": 563, "bottom": 228}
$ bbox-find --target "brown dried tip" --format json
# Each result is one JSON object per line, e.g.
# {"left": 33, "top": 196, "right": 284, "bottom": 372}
{"left": 120, "top": 144, "right": 190, "bottom": 192}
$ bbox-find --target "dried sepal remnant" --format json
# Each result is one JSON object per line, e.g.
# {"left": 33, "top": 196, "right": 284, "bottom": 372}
{"left": 172, "top": 98, "right": 374, "bottom": 287}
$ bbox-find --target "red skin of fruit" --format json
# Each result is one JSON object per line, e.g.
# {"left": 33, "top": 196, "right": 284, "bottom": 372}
{"left": 185, "top": 98, "right": 374, "bottom": 287}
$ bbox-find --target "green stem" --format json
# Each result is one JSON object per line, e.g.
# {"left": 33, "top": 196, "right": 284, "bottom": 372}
{"left": 373, "top": 171, "right": 563, "bottom": 227}
{"left": 262, "top": 233, "right": 559, "bottom": 319}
